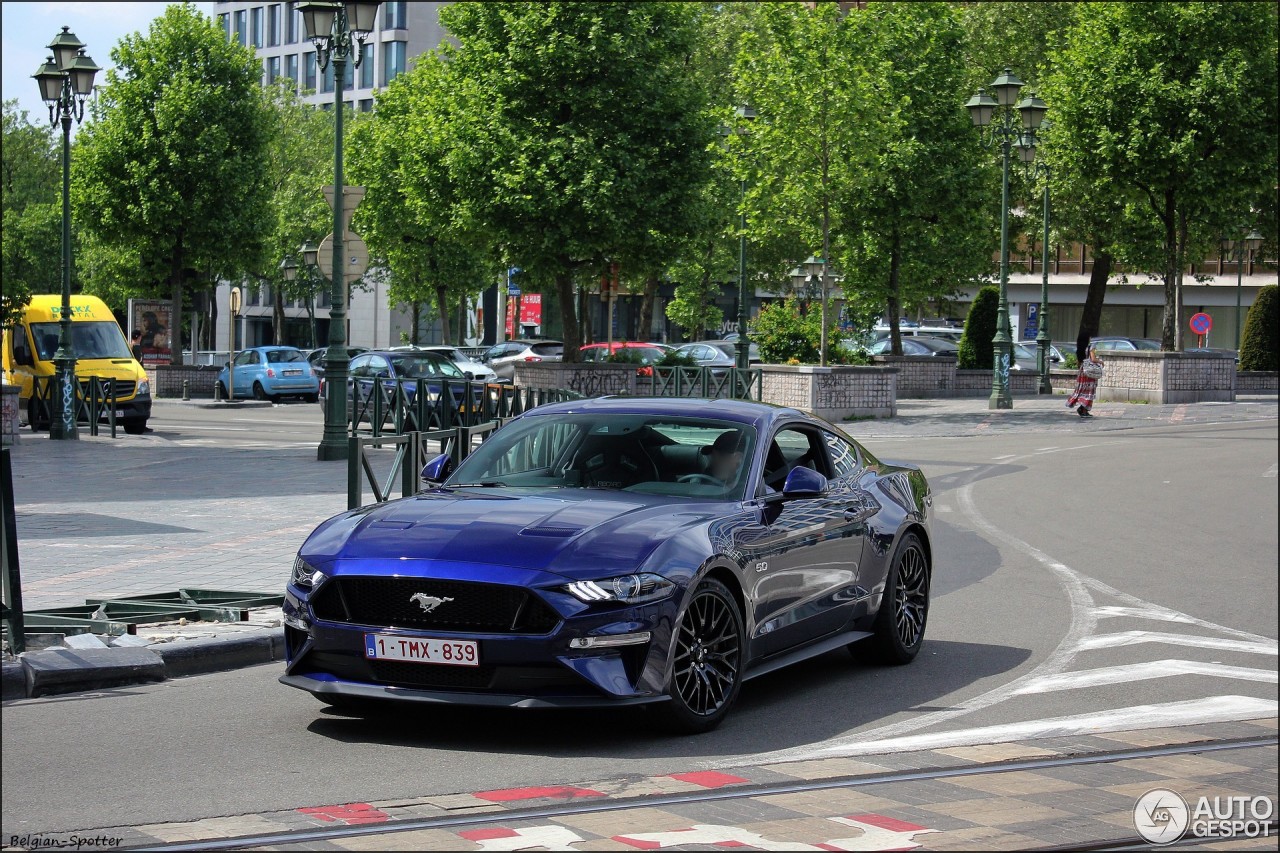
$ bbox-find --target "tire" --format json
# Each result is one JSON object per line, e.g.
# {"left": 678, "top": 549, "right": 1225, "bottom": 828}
{"left": 652, "top": 577, "right": 744, "bottom": 735}
{"left": 303, "top": 394, "right": 319, "bottom": 404}
{"left": 122, "top": 418, "right": 147, "bottom": 435}
{"left": 252, "top": 382, "right": 269, "bottom": 401}
{"left": 215, "top": 382, "right": 229, "bottom": 401}
{"left": 853, "top": 531, "right": 930, "bottom": 666}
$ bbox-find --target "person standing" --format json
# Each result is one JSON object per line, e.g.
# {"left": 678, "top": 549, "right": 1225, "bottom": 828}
{"left": 1067, "top": 346, "right": 1104, "bottom": 418}
{"left": 130, "top": 329, "right": 143, "bottom": 362}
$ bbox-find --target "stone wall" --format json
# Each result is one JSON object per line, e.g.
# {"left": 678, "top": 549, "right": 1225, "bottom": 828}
{"left": 1097, "top": 352, "right": 1235, "bottom": 403}
{"left": 512, "top": 362, "right": 637, "bottom": 397}
{"left": 148, "top": 365, "right": 222, "bottom": 399}
{"left": 759, "top": 365, "right": 897, "bottom": 420}
{"left": 871, "top": 356, "right": 955, "bottom": 398}
{"left": 1237, "top": 371, "right": 1278, "bottom": 393}
{"left": 1, "top": 384, "right": 19, "bottom": 446}
{"left": 954, "top": 369, "right": 1040, "bottom": 397}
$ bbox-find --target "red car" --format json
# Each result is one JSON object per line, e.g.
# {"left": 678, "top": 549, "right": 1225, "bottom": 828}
{"left": 580, "top": 342, "right": 668, "bottom": 376}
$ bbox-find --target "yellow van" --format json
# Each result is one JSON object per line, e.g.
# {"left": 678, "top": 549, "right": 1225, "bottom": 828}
{"left": 2, "top": 294, "right": 152, "bottom": 434}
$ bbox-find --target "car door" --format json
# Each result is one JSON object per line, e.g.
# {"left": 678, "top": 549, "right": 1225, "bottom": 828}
{"left": 232, "top": 350, "right": 259, "bottom": 397}
{"left": 742, "top": 423, "right": 868, "bottom": 660}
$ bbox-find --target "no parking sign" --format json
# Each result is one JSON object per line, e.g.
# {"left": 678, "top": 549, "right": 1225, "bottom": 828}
{"left": 1189, "top": 313, "right": 1212, "bottom": 336}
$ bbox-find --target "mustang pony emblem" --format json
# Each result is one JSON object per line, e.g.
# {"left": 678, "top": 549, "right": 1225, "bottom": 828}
{"left": 410, "top": 593, "right": 454, "bottom": 614}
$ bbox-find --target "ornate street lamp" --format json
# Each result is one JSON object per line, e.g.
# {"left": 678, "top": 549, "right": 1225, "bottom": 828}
{"left": 1221, "top": 229, "right": 1263, "bottom": 351}
{"left": 33, "top": 29, "right": 100, "bottom": 440}
{"left": 299, "top": 2, "right": 380, "bottom": 461}
{"left": 966, "top": 69, "right": 1047, "bottom": 409}
{"left": 1016, "top": 118, "right": 1053, "bottom": 394}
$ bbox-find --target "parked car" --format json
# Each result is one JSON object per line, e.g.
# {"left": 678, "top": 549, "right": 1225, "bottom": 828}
{"left": 1090, "top": 336, "right": 1161, "bottom": 353}
{"left": 418, "top": 345, "right": 501, "bottom": 383}
{"left": 280, "top": 397, "right": 933, "bottom": 732}
{"left": 868, "top": 336, "right": 959, "bottom": 357}
{"left": 332, "top": 350, "right": 480, "bottom": 418}
{"left": 307, "top": 346, "right": 369, "bottom": 394}
{"left": 871, "top": 325, "right": 963, "bottom": 343}
{"left": 580, "top": 342, "right": 668, "bottom": 376}
{"left": 1185, "top": 347, "right": 1239, "bottom": 363}
{"left": 481, "top": 339, "right": 564, "bottom": 380}
{"left": 673, "top": 341, "right": 735, "bottom": 371}
{"left": 216, "top": 346, "right": 319, "bottom": 403}
{"left": 1012, "top": 341, "right": 1067, "bottom": 369}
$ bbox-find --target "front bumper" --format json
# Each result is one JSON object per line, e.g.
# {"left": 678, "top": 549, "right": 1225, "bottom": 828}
{"left": 280, "top": 569, "right": 677, "bottom": 707}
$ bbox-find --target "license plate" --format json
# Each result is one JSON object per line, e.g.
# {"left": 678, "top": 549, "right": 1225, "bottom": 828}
{"left": 114, "top": 409, "right": 126, "bottom": 418}
{"left": 364, "top": 634, "right": 480, "bottom": 667}
{"left": 283, "top": 369, "right": 303, "bottom": 376}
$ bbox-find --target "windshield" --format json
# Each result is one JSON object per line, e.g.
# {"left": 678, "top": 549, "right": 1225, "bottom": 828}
{"left": 390, "top": 354, "right": 464, "bottom": 378}
{"left": 31, "top": 322, "right": 132, "bottom": 360}
{"left": 445, "top": 413, "right": 758, "bottom": 499}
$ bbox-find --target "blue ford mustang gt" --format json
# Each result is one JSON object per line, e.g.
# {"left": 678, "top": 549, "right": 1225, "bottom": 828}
{"left": 280, "top": 397, "right": 932, "bottom": 732}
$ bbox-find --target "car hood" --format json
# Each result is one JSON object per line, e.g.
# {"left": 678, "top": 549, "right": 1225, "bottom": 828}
{"left": 302, "top": 490, "right": 718, "bottom": 579}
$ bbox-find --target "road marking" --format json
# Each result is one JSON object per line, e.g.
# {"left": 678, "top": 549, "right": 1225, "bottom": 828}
{"left": 1078, "top": 631, "right": 1278, "bottom": 656}
{"left": 1013, "top": 660, "right": 1277, "bottom": 694}
{"left": 992, "top": 454, "right": 1016, "bottom": 460}
{"left": 721, "top": 697, "right": 1278, "bottom": 762}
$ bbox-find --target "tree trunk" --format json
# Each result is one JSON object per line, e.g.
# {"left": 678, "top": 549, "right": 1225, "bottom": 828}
{"left": 306, "top": 303, "right": 317, "bottom": 349}
{"left": 1174, "top": 210, "right": 1189, "bottom": 351}
{"left": 640, "top": 277, "right": 657, "bottom": 341}
{"left": 208, "top": 297, "right": 218, "bottom": 353}
{"left": 1159, "top": 189, "right": 1178, "bottom": 351}
{"left": 169, "top": 242, "right": 185, "bottom": 365}
{"left": 1077, "top": 249, "right": 1112, "bottom": 362}
{"left": 273, "top": 284, "right": 285, "bottom": 345}
{"left": 886, "top": 226, "right": 903, "bottom": 355}
{"left": 435, "top": 284, "right": 451, "bottom": 345}
{"left": 559, "top": 267, "right": 580, "bottom": 361}
{"left": 411, "top": 302, "right": 420, "bottom": 346}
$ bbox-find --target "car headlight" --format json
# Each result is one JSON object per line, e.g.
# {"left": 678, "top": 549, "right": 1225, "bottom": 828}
{"left": 137, "top": 380, "right": 150, "bottom": 396}
{"left": 565, "top": 573, "right": 675, "bottom": 605}
{"left": 290, "top": 555, "right": 325, "bottom": 590}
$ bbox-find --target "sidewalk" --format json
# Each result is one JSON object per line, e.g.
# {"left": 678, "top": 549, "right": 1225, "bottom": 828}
{"left": 2, "top": 394, "right": 1276, "bottom": 699}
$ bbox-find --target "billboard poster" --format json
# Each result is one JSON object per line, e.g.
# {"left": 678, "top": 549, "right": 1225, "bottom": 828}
{"left": 127, "top": 299, "right": 174, "bottom": 366}
{"left": 519, "top": 293, "right": 542, "bottom": 327}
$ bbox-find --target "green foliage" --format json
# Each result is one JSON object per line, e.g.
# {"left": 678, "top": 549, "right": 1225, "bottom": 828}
{"left": 1239, "top": 285, "right": 1279, "bottom": 372}
{"left": 1040, "top": 2, "right": 1279, "bottom": 349}
{"left": 1063, "top": 353, "right": 1079, "bottom": 371}
{"left": 658, "top": 349, "right": 697, "bottom": 368}
{"left": 958, "top": 286, "right": 999, "bottom": 369}
{"left": 605, "top": 348, "right": 646, "bottom": 366}
{"left": 752, "top": 298, "right": 819, "bottom": 365}
{"left": 73, "top": 3, "right": 272, "bottom": 358}
{"left": 2, "top": 100, "right": 61, "bottom": 327}
{"left": 438, "top": 2, "right": 716, "bottom": 357}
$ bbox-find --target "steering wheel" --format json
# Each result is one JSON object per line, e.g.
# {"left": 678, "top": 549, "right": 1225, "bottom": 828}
{"left": 677, "top": 473, "right": 723, "bottom": 486}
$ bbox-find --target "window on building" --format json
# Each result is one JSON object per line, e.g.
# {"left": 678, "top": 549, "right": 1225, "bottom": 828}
{"left": 384, "top": 2, "right": 407, "bottom": 29}
{"left": 267, "top": 4, "right": 280, "bottom": 46}
{"left": 321, "top": 60, "right": 334, "bottom": 93}
{"left": 359, "top": 42, "right": 374, "bottom": 88}
{"left": 382, "top": 41, "right": 406, "bottom": 86}
{"left": 285, "top": 53, "right": 299, "bottom": 85}
{"left": 304, "top": 51, "right": 317, "bottom": 93}
{"left": 250, "top": 7, "right": 263, "bottom": 48}
{"left": 359, "top": 98, "right": 373, "bottom": 113}
{"left": 267, "top": 56, "right": 281, "bottom": 84}
{"left": 234, "top": 10, "right": 247, "bottom": 46}
{"left": 218, "top": 13, "right": 230, "bottom": 40}
{"left": 285, "top": 1, "right": 297, "bottom": 43}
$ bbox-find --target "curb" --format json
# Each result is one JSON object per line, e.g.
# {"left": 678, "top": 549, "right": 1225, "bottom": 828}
{"left": 3, "top": 628, "right": 285, "bottom": 700}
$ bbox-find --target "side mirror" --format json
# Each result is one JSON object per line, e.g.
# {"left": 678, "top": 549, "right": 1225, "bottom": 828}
{"left": 223, "top": 362, "right": 231, "bottom": 370}
{"left": 782, "top": 467, "right": 827, "bottom": 497}
{"left": 464, "top": 371, "right": 475, "bottom": 380}
{"left": 420, "top": 453, "right": 454, "bottom": 484}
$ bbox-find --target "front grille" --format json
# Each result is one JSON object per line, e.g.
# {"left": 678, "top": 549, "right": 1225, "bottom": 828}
{"left": 311, "top": 577, "right": 560, "bottom": 634}
{"left": 372, "top": 660, "right": 496, "bottom": 689}
{"left": 78, "top": 379, "right": 136, "bottom": 399}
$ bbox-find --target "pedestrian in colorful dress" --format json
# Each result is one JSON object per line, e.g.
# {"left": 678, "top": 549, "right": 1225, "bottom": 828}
{"left": 1068, "top": 346, "right": 1104, "bottom": 418}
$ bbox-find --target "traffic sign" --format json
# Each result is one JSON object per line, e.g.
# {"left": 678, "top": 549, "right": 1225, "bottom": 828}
{"left": 1189, "top": 312, "right": 1212, "bottom": 335}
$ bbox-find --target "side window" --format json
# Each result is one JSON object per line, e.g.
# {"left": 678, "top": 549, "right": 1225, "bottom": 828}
{"left": 763, "top": 425, "right": 831, "bottom": 493}
{"left": 369, "top": 357, "right": 391, "bottom": 379}
{"left": 234, "top": 350, "right": 255, "bottom": 367}
{"left": 348, "top": 355, "right": 370, "bottom": 378}
{"left": 822, "top": 430, "right": 860, "bottom": 479}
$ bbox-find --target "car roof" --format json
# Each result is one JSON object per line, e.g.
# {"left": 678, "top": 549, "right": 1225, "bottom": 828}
{"left": 580, "top": 341, "right": 663, "bottom": 349}
{"left": 523, "top": 395, "right": 835, "bottom": 434}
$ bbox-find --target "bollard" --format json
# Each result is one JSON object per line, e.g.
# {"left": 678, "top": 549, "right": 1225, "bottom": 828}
{"left": 182, "top": 379, "right": 190, "bottom": 401}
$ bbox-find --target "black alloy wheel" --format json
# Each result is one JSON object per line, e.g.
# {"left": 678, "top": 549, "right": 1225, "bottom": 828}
{"left": 252, "top": 381, "right": 269, "bottom": 401}
{"left": 655, "top": 577, "right": 744, "bottom": 734}
{"left": 854, "top": 531, "right": 929, "bottom": 665}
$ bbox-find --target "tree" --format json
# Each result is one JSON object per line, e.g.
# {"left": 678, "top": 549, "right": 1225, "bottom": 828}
{"left": 438, "top": 2, "right": 715, "bottom": 360}
{"left": 958, "top": 285, "right": 1000, "bottom": 370}
{"left": 348, "top": 52, "right": 490, "bottom": 347}
{"left": 839, "top": 2, "right": 994, "bottom": 356}
{"left": 1239, "top": 285, "right": 1278, "bottom": 372}
{"left": 2, "top": 100, "right": 61, "bottom": 327}
{"left": 1041, "top": 2, "right": 1279, "bottom": 351}
{"left": 73, "top": 3, "right": 273, "bottom": 363}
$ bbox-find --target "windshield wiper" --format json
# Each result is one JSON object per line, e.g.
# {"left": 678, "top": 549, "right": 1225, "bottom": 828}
{"left": 445, "top": 481, "right": 508, "bottom": 488}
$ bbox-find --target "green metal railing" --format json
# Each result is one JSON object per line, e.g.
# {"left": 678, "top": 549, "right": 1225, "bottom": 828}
{"left": 18, "top": 589, "right": 283, "bottom": 638}
{"left": 644, "top": 366, "right": 763, "bottom": 400}
{"left": 28, "top": 375, "right": 121, "bottom": 437}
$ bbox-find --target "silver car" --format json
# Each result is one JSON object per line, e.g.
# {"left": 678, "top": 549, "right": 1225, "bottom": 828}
{"left": 420, "top": 345, "right": 500, "bottom": 383}
{"left": 481, "top": 339, "right": 564, "bottom": 380}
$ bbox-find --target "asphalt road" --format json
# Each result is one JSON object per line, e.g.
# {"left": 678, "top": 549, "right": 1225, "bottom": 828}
{"left": 3, "top": 418, "right": 1275, "bottom": 837}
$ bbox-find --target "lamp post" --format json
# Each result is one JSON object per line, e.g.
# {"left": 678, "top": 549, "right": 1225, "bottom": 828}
{"left": 734, "top": 104, "right": 756, "bottom": 373}
{"left": 965, "top": 69, "right": 1047, "bottom": 409}
{"left": 1221, "top": 229, "right": 1263, "bottom": 351}
{"left": 1016, "top": 119, "right": 1053, "bottom": 394}
{"left": 299, "top": 1, "right": 380, "bottom": 462}
{"left": 32, "top": 27, "right": 100, "bottom": 440}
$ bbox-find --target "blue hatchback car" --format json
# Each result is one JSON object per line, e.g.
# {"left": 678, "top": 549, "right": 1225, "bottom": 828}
{"left": 280, "top": 397, "right": 933, "bottom": 733}
{"left": 216, "top": 346, "right": 319, "bottom": 402}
